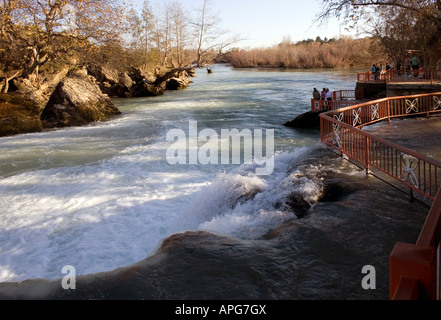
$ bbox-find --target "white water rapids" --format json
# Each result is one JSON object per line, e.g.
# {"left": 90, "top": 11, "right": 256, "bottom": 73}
{"left": 0, "top": 65, "right": 365, "bottom": 282}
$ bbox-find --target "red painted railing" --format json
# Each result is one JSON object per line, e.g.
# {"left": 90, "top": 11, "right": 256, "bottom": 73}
{"left": 311, "top": 99, "right": 360, "bottom": 111}
{"left": 319, "top": 92, "right": 441, "bottom": 299}
{"left": 311, "top": 90, "right": 364, "bottom": 111}
{"left": 320, "top": 92, "right": 441, "bottom": 200}
{"left": 358, "top": 70, "right": 441, "bottom": 85}
{"left": 390, "top": 189, "right": 441, "bottom": 299}
{"left": 333, "top": 89, "right": 364, "bottom": 100}
{"left": 357, "top": 71, "right": 387, "bottom": 83}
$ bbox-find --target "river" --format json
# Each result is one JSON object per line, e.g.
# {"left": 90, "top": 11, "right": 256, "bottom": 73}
{"left": 0, "top": 65, "right": 429, "bottom": 299}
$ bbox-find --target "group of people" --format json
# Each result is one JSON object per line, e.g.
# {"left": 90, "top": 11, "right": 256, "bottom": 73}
{"left": 370, "top": 63, "right": 392, "bottom": 80}
{"left": 370, "top": 56, "right": 422, "bottom": 79}
{"left": 312, "top": 88, "right": 332, "bottom": 100}
{"left": 371, "top": 63, "right": 391, "bottom": 74}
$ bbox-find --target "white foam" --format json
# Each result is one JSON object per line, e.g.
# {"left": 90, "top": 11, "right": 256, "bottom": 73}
{"left": 169, "top": 147, "right": 322, "bottom": 239}
{"left": 0, "top": 66, "right": 359, "bottom": 282}
{"left": 0, "top": 146, "right": 212, "bottom": 282}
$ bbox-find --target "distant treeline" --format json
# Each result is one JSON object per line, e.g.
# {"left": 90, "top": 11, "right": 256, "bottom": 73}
{"left": 227, "top": 37, "right": 387, "bottom": 69}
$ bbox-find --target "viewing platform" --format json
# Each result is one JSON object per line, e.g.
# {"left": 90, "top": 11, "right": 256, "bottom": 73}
{"left": 311, "top": 89, "right": 365, "bottom": 112}
{"left": 306, "top": 70, "right": 441, "bottom": 300}
{"left": 319, "top": 91, "right": 441, "bottom": 300}
{"left": 357, "top": 69, "right": 441, "bottom": 98}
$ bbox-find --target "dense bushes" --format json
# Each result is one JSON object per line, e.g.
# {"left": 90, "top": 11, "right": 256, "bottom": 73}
{"left": 227, "top": 37, "right": 386, "bottom": 69}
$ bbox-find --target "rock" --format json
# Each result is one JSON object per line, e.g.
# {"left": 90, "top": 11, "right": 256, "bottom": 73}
{"left": 154, "top": 67, "right": 194, "bottom": 87}
{"left": 86, "top": 65, "right": 194, "bottom": 98}
{"left": 128, "top": 67, "right": 152, "bottom": 83}
{"left": 187, "top": 67, "right": 196, "bottom": 77}
{"left": 40, "top": 73, "right": 121, "bottom": 128}
{"left": 320, "top": 180, "right": 362, "bottom": 202}
{"left": 166, "top": 77, "right": 189, "bottom": 90}
{"left": 131, "top": 80, "right": 166, "bottom": 97}
{"left": 0, "top": 92, "right": 42, "bottom": 137}
{"left": 86, "top": 64, "right": 135, "bottom": 98}
{"left": 284, "top": 193, "right": 312, "bottom": 218}
{"left": 284, "top": 110, "right": 327, "bottom": 129}
{"left": 86, "top": 64, "right": 118, "bottom": 85}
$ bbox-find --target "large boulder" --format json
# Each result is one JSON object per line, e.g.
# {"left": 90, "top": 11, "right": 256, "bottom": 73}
{"left": 86, "top": 64, "right": 135, "bottom": 98}
{"left": 85, "top": 64, "right": 195, "bottom": 98}
{"left": 0, "top": 92, "right": 42, "bottom": 137}
{"left": 284, "top": 110, "right": 327, "bottom": 129}
{"left": 166, "top": 77, "right": 190, "bottom": 90}
{"left": 40, "top": 72, "right": 121, "bottom": 128}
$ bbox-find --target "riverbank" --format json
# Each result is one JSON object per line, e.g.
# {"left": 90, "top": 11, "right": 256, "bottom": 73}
{"left": 227, "top": 37, "right": 385, "bottom": 69}
{"left": 0, "top": 65, "right": 195, "bottom": 137}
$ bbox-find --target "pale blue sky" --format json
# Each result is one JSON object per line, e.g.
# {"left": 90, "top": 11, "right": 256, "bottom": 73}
{"left": 131, "top": 0, "right": 359, "bottom": 48}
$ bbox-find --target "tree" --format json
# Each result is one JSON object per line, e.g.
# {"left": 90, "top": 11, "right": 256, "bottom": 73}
{"left": 170, "top": 1, "right": 189, "bottom": 67}
{"left": 190, "top": 0, "right": 242, "bottom": 67}
{"left": 147, "top": 1, "right": 175, "bottom": 67}
{"left": 0, "top": 0, "right": 129, "bottom": 84}
{"left": 316, "top": 0, "right": 441, "bottom": 67}
{"left": 141, "top": 0, "right": 155, "bottom": 55}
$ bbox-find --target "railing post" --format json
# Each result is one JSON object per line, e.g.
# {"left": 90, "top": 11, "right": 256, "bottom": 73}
{"left": 390, "top": 242, "right": 437, "bottom": 300}
{"left": 387, "top": 99, "right": 391, "bottom": 123}
{"left": 364, "top": 135, "right": 370, "bottom": 175}
{"left": 320, "top": 116, "right": 324, "bottom": 142}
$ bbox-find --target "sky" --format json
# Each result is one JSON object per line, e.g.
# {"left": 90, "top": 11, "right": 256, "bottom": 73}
{"left": 131, "top": 0, "right": 361, "bottom": 49}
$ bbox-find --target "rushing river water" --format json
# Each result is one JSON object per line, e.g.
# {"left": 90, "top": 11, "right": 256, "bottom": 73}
{"left": 0, "top": 65, "right": 430, "bottom": 300}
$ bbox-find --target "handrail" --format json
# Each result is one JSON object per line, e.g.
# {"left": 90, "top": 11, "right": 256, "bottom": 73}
{"left": 311, "top": 90, "right": 363, "bottom": 111}
{"left": 390, "top": 188, "right": 441, "bottom": 300}
{"left": 358, "top": 69, "right": 441, "bottom": 85}
{"left": 357, "top": 71, "right": 387, "bottom": 83}
{"left": 311, "top": 99, "right": 360, "bottom": 111}
{"left": 319, "top": 91, "right": 441, "bottom": 299}
{"left": 333, "top": 90, "right": 364, "bottom": 100}
{"left": 418, "top": 188, "right": 441, "bottom": 248}
{"left": 320, "top": 92, "right": 441, "bottom": 200}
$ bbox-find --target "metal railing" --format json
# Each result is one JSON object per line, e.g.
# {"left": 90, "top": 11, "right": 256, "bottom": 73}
{"left": 311, "top": 99, "right": 360, "bottom": 111}
{"left": 333, "top": 89, "right": 364, "bottom": 100}
{"left": 387, "top": 70, "right": 441, "bottom": 84}
{"left": 311, "top": 90, "right": 364, "bottom": 111}
{"left": 319, "top": 91, "right": 441, "bottom": 299}
{"left": 357, "top": 70, "right": 441, "bottom": 85}
{"left": 390, "top": 189, "right": 441, "bottom": 300}
{"left": 320, "top": 92, "right": 441, "bottom": 200}
{"left": 357, "top": 71, "right": 387, "bottom": 83}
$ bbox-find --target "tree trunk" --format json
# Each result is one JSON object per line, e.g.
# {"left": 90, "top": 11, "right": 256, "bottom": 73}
{"left": 1, "top": 70, "right": 20, "bottom": 93}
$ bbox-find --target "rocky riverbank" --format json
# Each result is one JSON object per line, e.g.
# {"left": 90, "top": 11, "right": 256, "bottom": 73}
{"left": 0, "top": 65, "right": 196, "bottom": 137}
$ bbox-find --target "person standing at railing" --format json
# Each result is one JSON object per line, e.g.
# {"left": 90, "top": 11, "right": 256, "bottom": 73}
{"left": 325, "top": 88, "right": 332, "bottom": 100}
{"left": 323, "top": 88, "right": 332, "bottom": 110}
{"left": 411, "top": 56, "right": 420, "bottom": 77}
{"left": 313, "top": 88, "right": 320, "bottom": 100}
{"left": 321, "top": 88, "right": 327, "bottom": 100}
{"left": 378, "top": 64, "right": 384, "bottom": 80}
{"left": 371, "top": 64, "right": 377, "bottom": 80}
